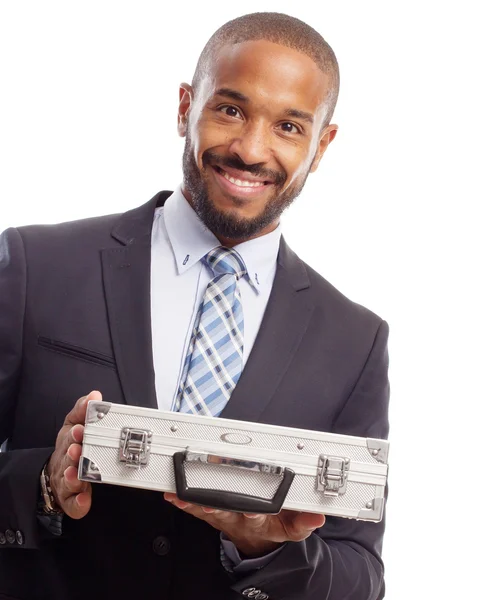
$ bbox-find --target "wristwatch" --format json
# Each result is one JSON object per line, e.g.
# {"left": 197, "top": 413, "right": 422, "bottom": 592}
{"left": 39, "top": 462, "right": 63, "bottom": 515}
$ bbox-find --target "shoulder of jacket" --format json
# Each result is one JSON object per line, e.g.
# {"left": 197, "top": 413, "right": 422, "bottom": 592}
{"left": 14, "top": 211, "right": 128, "bottom": 260}
{"left": 17, "top": 211, "right": 122, "bottom": 240}
{"left": 302, "top": 259, "right": 385, "bottom": 327}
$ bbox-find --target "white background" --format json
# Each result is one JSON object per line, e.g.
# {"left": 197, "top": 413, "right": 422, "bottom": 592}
{"left": 1, "top": 1, "right": 483, "bottom": 597}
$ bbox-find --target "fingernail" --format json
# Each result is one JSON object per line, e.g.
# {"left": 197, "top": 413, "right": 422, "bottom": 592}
{"left": 76, "top": 493, "right": 88, "bottom": 507}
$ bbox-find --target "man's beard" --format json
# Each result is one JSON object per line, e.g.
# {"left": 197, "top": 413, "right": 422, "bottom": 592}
{"left": 182, "top": 131, "right": 311, "bottom": 240}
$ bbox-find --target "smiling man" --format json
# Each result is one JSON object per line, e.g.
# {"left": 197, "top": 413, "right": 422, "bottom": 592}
{"left": 0, "top": 12, "right": 390, "bottom": 600}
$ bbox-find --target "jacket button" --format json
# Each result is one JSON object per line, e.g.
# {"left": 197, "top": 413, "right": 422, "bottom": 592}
{"left": 5, "top": 530, "right": 15, "bottom": 544}
{"left": 152, "top": 535, "right": 171, "bottom": 556}
{"left": 0, "top": 532, "right": 6, "bottom": 545}
{"left": 16, "top": 530, "right": 24, "bottom": 545}
{"left": 242, "top": 589, "right": 262, "bottom": 598}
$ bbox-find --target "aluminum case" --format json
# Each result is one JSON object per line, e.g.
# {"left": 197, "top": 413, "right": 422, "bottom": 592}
{"left": 79, "top": 401, "right": 389, "bottom": 522}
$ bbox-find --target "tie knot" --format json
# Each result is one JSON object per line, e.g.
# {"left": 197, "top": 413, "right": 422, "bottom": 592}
{"left": 204, "top": 247, "right": 247, "bottom": 280}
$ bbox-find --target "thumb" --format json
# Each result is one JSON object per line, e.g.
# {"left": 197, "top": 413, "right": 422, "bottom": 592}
{"left": 86, "top": 389, "right": 103, "bottom": 403}
{"left": 66, "top": 390, "right": 102, "bottom": 426}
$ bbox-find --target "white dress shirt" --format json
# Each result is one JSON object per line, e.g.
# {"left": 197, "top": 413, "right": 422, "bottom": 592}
{"left": 150, "top": 185, "right": 281, "bottom": 412}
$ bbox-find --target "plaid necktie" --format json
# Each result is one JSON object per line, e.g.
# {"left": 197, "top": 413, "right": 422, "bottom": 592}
{"left": 174, "top": 247, "right": 248, "bottom": 417}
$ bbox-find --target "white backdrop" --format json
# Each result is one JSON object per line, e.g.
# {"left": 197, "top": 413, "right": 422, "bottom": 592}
{"left": 1, "top": 1, "right": 483, "bottom": 597}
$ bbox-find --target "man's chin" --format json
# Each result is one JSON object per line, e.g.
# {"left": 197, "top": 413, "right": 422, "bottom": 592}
{"left": 193, "top": 195, "right": 271, "bottom": 240}
{"left": 205, "top": 193, "right": 265, "bottom": 219}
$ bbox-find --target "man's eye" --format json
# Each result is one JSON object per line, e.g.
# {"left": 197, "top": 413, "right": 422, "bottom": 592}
{"left": 280, "top": 122, "right": 300, "bottom": 134}
{"left": 220, "top": 106, "right": 242, "bottom": 118}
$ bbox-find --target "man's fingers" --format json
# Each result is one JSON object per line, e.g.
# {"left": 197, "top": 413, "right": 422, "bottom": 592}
{"left": 243, "top": 513, "right": 267, "bottom": 526}
{"left": 164, "top": 492, "right": 179, "bottom": 504}
{"left": 70, "top": 424, "right": 84, "bottom": 444}
{"left": 193, "top": 504, "right": 238, "bottom": 526}
{"left": 65, "top": 390, "right": 102, "bottom": 427}
{"left": 66, "top": 442, "right": 82, "bottom": 463}
{"left": 46, "top": 392, "right": 100, "bottom": 521}
{"left": 207, "top": 509, "right": 238, "bottom": 524}
{"left": 164, "top": 493, "right": 239, "bottom": 525}
{"left": 56, "top": 424, "right": 84, "bottom": 466}
{"left": 282, "top": 511, "right": 325, "bottom": 539}
{"left": 296, "top": 512, "right": 325, "bottom": 530}
{"left": 58, "top": 464, "right": 92, "bottom": 519}
{"left": 62, "top": 487, "right": 92, "bottom": 520}
{"left": 60, "top": 437, "right": 82, "bottom": 469}
{"left": 63, "top": 465, "right": 84, "bottom": 494}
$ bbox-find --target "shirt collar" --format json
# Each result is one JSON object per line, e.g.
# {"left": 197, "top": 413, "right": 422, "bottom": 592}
{"left": 159, "top": 185, "right": 282, "bottom": 293}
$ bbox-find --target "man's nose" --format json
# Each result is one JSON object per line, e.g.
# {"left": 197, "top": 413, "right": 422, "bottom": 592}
{"left": 227, "top": 121, "right": 272, "bottom": 166}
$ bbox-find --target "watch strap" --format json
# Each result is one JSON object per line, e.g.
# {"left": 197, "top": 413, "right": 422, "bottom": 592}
{"left": 39, "top": 462, "right": 63, "bottom": 515}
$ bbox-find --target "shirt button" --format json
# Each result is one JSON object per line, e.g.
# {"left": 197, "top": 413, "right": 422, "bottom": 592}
{"left": 5, "top": 529, "right": 15, "bottom": 544}
{"left": 152, "top": 535, "right": 171, "bottom": 556}
{"left": 0, "top": 532, "right": 6, "bottom": 545}
{"left": 16, "top": 530, "right": 24, "bottom": 545}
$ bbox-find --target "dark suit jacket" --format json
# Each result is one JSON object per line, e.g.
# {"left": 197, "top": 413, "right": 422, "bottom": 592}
{"left": 0, "top": 191, "right": 390, "bottom": 600}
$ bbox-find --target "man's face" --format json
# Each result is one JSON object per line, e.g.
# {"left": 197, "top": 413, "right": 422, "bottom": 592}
{"left": 179, "top": 39, "right": 337, "bottom": 242}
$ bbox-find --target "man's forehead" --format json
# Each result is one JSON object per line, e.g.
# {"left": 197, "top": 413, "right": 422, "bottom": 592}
{"left": 201, "top": 39, "right": 329, "bottom": 111}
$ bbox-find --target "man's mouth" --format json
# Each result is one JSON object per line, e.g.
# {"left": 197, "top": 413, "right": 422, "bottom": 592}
{"left": 212, "top": 165, "right": 273, "bottom": 191}
{"left": 220, "top": 171, "right": 265, "bottom": 188}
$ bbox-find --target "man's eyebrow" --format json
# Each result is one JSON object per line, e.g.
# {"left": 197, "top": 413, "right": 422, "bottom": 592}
{"left": 214, "top": 88, "right": 249, "bottom": 103}
{"left": 283, "top": 108, "right": 314, "bottom": 125}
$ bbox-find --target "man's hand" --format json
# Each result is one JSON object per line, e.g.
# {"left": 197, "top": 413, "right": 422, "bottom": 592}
{"left": 46, "top": 390, "right": 102, "bottom": 519}
{"left": 163, "top": 492, "right": 325, "bottom": 557}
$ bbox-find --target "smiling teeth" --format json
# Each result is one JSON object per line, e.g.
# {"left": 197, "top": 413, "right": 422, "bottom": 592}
{"left": 221, "top": 170, "right": 265, "bottom": 187}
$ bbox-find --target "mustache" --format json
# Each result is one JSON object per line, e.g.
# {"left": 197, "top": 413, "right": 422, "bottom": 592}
{"left": 202, "top": 150, "right": 286, "bottom": 186}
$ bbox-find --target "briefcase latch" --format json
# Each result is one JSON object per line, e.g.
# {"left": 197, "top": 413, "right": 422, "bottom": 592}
{"left": 317, "top": 455, "right": 350, "bottom": 497}
{"left": 119, "top": 428, "right": 152, "bottom": 469}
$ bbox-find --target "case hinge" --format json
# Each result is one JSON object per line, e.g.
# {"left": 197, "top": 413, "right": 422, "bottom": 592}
{"left": 119, "top": 428, "right": 152, "bottom": 469}
{"left": 317, "top": 455, "right": 350, "bottom": 496}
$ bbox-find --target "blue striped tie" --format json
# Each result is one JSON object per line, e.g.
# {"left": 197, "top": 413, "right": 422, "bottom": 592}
{"left": 174, "top": 247, "right": 248, "bottom": 417}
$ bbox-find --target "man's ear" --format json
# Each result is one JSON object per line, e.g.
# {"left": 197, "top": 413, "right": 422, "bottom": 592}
{"left": 178, "top": 83, "right": 193, "bottom": 137}
{"left": 310, "top": 124, "right": 338, "bottom": 173}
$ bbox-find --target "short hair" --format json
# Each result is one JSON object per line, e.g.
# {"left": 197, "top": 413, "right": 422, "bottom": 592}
{"left": 192, "top": 12, "right": 340, "bottom": 129}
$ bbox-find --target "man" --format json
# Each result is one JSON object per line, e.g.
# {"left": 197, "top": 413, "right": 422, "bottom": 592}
{"left": 0, "top": 12, "right": 390, "bottom": 600}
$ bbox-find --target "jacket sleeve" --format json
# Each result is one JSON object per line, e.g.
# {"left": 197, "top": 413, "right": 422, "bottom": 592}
{"left": 0, "top": 227, "right": 55, "bottom": 550}
{"left": 229, "top": 319, "right": 390, "bottom": 600}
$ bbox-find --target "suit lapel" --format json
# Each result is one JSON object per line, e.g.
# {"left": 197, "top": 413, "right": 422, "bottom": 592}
{"left": 101, "top": 191, "right": 172, "bottom": 409}
{"left": 220, "top": 237, "right": 315, "bottom": 423}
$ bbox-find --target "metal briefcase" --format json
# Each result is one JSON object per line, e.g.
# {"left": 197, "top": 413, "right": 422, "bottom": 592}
{"left": 79, "top": 401, "right": 389, "bottom": 522}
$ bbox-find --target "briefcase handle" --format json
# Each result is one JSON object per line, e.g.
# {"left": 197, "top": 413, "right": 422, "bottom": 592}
{"left": 172, "top": 450, "right": 295, "bottom": 514}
